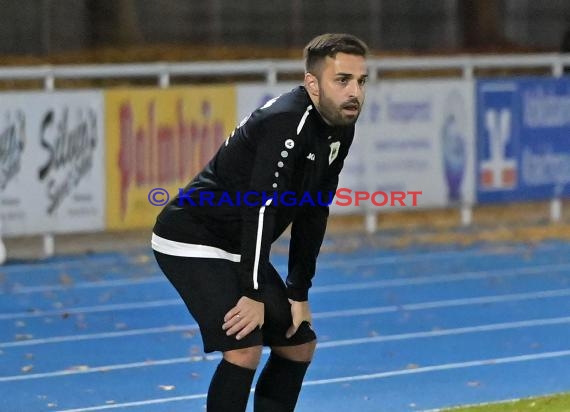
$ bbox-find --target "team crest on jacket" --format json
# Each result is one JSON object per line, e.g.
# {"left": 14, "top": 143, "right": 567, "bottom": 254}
{"left": 328, "top": 142, "right": 340, "bottom": 165}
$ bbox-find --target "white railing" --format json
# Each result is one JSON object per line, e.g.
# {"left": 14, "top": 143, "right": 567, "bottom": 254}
{"left": 1, "top": 53, "right": 568, "bottom": 256}
{"left": 1, "top": 53, "right": 570, "bottom": 89}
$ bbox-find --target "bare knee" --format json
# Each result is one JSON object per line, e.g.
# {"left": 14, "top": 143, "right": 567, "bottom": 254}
{"left": 271, "top": 340, "right": 316, "bottom": 363}
{"left": 223, "top": 346, "right": 262, "bottom": 370}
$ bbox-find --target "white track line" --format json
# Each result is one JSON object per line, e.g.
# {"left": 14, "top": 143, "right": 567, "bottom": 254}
{"left": 3, "top": 285, "right": 569, "bottom": 349}
{"left": 3, "top": 275, "right": 163, "bottom": 295}
{"left": 311, "top": 262, "right": 570, "bottom": 293}
{"left": 3, "top": 287, "right": 570, "bottom": 343}
{"left": 0, "top": 255, "right": 133, "bottom": 274}
{"left": 0, "top": 325, "right": 196, "bottom": 348}
{"left": 304, "top": 349, "right": 570, "bottom": 385}
{"left": 3, "top": 261, "right": 570, "bottom": 320}
{"left": 3, "top": 314, "right": 570, "bottom": 383}
{"left": 6, "top": 260, "right": 570, "bottom": 296}
{"left": 0, "top": 251, "right": 513, "bottom": 294}
{"left": 315, "top": 315, "right": 570, "bottom": 348}
{"left": 0, "top": 299, "right": 181, "bottom": 321}
{"left": 313, "top": 288, "right": 570, "bottom": 319}
{"left": 2, "top": 254, "right": 445, "bottom": 295}
{"left": 3, "top": 239, "right": 569, "bottom": 277}
{"left": 55, "top": 393, "right": 209, "bottom": 412}
{"left": 53, "top": 348, "right": 570, "bottom": 412}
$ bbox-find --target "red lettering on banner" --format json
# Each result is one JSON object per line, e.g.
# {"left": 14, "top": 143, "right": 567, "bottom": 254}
{"left": 390, "top": 191, "right": 406, "bottom": 206}
{"left": 407, "top": 191, "right": 422, "bottom": 206}
{"left": 135, "top": 128, "right": 147, "bottom": 186}
{"left": 148, "top": 101, "right": 157, "bottom": 185}
{"left": 177, "top": 99, "right": 191, "bottom": 182}
{"left": 335, "top": 188, "right": 353, "bottom": 206}
{"left": 158, "top": 126, "right": 176, "bottom": 183}
{"left": 354, "top": 191, "right": 370, "bottom": 206}
{"left": 118, "top": 98, "right": 226, "bottom": 219}
{"left": 118, "top": 103, "right": 134, "bottom": 219}
{"left": 371, "top": 191, "right": 388, "bottom": 206}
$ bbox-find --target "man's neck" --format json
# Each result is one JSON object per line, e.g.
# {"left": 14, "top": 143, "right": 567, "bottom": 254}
{"left": 306, "top": 93, "right": 333, "bottom": 127}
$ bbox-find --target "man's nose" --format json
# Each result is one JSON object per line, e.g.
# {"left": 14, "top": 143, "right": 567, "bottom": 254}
{"left": 347, "top": 79, "right": 360, "bottom": 98}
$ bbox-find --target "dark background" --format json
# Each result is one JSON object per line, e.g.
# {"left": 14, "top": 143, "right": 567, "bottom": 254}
{"left": 1, "top": 0, "right": 569, "bottom": 59}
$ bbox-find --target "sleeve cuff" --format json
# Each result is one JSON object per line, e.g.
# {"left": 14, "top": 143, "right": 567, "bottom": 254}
{"left": 242, "top": 288, "right": 263, "bottom": 302}
{"left": 286, "top": 286, "right": 309, "bottom": 302}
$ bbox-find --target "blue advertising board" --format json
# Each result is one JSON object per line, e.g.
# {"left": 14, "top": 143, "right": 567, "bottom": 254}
{"left": 477, "top": 77, "right": 570, "bottom": 203}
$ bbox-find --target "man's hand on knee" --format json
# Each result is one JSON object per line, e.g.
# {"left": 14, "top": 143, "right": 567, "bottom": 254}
{"left": 286, "top": 299, "right": 312, "bottom": 339}
{"left": 223, "top": 296, "right": 264, "bottom": 340}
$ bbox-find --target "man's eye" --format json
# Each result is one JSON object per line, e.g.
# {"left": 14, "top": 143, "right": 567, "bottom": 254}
{"left": 358, "top": 78, "right": 367, "bottom": 86}
{"left": 337, "top": 78, "right": 348, "bottom": 84}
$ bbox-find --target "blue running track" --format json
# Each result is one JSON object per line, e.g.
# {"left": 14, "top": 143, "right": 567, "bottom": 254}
{"left": 1, "top": 239, "right": 570, "bottom": 411}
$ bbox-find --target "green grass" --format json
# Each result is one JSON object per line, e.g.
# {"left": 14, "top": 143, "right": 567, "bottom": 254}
{"left": 442, "top": 392, "right": 570, "bottom": 411}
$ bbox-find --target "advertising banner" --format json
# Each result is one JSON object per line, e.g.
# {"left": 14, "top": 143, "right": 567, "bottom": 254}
{"left": 105, "top": 86, "right": 236, "bottom": 229}
{"left": 362, "top": 80, "right": 476, "bottom": 210}
{"left": 0, "top": 91, "right": 105, "bottom": 236}
{"left": 477, "top": 77, "right": 570, "bottom": 202}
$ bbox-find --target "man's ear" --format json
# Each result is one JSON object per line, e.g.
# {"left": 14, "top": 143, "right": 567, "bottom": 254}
{"left": 304, "top": 72, "right": 319, "bottom": 98}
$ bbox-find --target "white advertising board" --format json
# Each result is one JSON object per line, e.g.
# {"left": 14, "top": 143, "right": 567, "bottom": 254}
{"left": 359, "top": 80, "right": 476, "bottom": 210}
{"left": 0, "top": 91, "right": 105, "bottom": 236}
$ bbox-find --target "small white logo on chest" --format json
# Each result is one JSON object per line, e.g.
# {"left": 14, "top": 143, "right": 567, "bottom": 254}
{"left": 306, "top": 153, "right": 316, "bottom": 161}
{"left": 329, "top": 142, "right": 341, "bottom": 164}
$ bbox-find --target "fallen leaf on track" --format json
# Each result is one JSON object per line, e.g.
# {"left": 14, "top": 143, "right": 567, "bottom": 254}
{"left": 159, "top": 385, "right": 175, "bottom": 391}
{"left": 59, "top": 273, "right": 74, "bottom": 286}
{"left": 67, "top": 365, "right": 89, "bottom": 372}
{"left": 15, "top": 334, "right": 33, "bottom": 341}
{"left": 21, "top": 365, "right": 34, "bottom": 373}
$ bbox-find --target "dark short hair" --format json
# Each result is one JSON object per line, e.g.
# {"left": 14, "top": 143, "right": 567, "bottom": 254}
{"left": 303, "top": 33, "right": 369, "bottom": 74}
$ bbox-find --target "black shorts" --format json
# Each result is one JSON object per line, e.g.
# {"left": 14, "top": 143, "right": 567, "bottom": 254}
{"left": 153, "top": 251, "right": 317, "bottom": 353}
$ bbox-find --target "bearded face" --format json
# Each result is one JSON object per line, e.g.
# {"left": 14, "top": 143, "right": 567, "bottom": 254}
{"left": 308, "top": 53, "right": 368, "bottom": 126}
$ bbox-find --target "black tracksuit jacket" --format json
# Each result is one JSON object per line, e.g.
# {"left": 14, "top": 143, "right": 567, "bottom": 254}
{"left": 153, "top": 86, "right": 354, "bottom": 301}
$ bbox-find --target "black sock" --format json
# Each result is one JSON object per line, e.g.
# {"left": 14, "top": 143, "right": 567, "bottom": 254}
{"left": 207, "top": 359, "right": 256, "bottom": 412}
{"left": 254, "top": 352, "right": 311, "bottom": 412}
